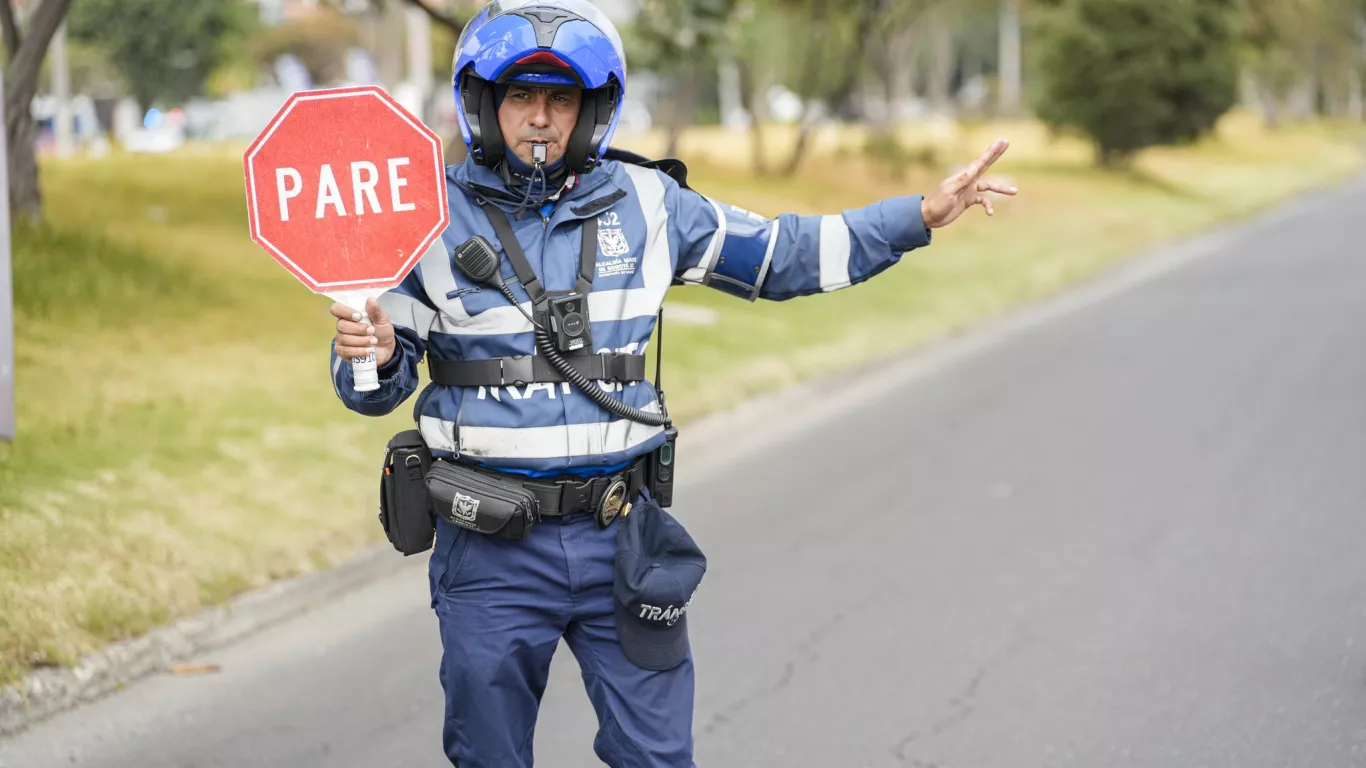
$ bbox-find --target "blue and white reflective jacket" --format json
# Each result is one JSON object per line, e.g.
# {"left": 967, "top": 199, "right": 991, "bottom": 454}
{"left": 330, "top": 155, "right": 932, "bottom": 476}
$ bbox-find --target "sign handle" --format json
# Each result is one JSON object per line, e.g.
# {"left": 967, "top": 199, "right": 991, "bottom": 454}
{"left": 328, "top": 289, "right": 386, "bottom": 393}
{"left": 351, "top": 307, "right": 380, "bottom": 392}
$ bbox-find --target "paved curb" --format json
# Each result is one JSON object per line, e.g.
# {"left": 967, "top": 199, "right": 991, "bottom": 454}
{"left": 2, "top": 168, "right": 1362, "bottom": 740}
{"left": 0, "top": 541, "right": 408, "bottom": 738}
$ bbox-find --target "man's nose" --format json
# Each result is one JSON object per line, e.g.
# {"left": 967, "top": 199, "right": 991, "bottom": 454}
{"left": 527, "top": 96, "right": 551, "bottom": 128}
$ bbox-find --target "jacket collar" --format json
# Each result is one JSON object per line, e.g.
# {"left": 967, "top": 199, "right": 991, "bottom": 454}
{"left": 448, "top": 156, "right": 620, "bottom": 218}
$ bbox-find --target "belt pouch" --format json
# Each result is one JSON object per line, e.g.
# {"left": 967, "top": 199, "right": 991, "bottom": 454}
{"left": 379, "top": 429, "right": 435, "bottom": 556}
{"left": 425, "top": 461, "right": 539, "bottom": 541}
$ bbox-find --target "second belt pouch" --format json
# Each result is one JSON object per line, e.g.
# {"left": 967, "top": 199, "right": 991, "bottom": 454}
{"left": 425, "top": 460, "right": 539, "bottom": 541}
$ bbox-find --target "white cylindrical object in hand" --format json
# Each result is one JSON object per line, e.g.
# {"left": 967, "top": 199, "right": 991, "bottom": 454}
{"left": 352, "top": 311, "right": 380, "bottom": 392}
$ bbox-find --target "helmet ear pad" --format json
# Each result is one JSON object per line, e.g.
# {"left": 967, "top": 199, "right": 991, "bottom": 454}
{"left": 459, "top": 72, "right": 506, "bottom": 167}
{"left": 565, "top": 80, "right": 619, "bottom": 173}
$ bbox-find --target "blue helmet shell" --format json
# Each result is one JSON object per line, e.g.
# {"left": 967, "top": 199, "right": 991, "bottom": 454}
{"left": 452, "top": 0, "right": 628, "bottom": 172}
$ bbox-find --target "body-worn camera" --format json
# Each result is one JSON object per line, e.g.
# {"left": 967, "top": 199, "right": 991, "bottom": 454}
{"left": 544, "top": 293, "right": 592, "bottom": 353}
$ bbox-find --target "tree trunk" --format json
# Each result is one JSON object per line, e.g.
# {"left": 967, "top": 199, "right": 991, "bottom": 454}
{"left": 2, "top": 0, "right": 75, "bottom": 224}
{"left": 891, "top": 22, "right": 919, "bottom": 118}
{"left": 781, "top": 0, "right": 881, "bottom": 177}
{"left": 997, "top": 0, "right": 1022, "bottom": 116}
{"left": 926, "top": 5, "right": 956, "bottom": 115}
{"left": 777, "top": 0, "right": 831, "bottom": 178}
{"left": 1098, "top": 144, "right": 1128, "bottom": 170}
{"left": 664, "top": 68, "right": 700, "bottom": 159}
{"left": 6, "top": 112, "right": 36, "bottom": 220}
{"left": 1258, "top": 83, "right": 1281, "bottom": 129}
{"left": 781, "top": 115, "right": 816, "bottom": 177}
{"left": 736, "top": 57, "right": 766, "bottom": 176}
{"left": 874, "top": 46, "right": 895, "bottom": 131}
{"left": 1349, "top": 67, "right": 1363, "bottom": 122}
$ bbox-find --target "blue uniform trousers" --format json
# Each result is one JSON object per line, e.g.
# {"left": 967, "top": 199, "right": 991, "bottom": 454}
{"left": 428, "top": 512, "right": 697, "bottom": 767}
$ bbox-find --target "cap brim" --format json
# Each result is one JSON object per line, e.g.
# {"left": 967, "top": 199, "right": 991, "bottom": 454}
{"left": 615, "top": 605, "right": 690, "bottom": 672}
{"left": 503, "top": 70, "right": 582, "bottom": 88}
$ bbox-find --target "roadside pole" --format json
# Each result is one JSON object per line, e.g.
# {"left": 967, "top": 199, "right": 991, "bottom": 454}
{"left": 0, "top": 67, "right": 13, "bottom": 441}
{"left": 53, "top": 21, "right": 73, "bottom": 157}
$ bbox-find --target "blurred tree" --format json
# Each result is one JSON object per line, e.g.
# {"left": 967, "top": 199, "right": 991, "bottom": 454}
{"left": 68, "top": 0, "right": 253, "bottom": 114}
{"left": 998, "top": 0, "right": 1023, "bottom": 115}
{"left": 629, "top": 0, "right": 734, "bottom": 157}
{"left": 392, "top": 0, "right": 467, "bottom": 34}
{"left": 1029, "top": 0, "right": 1241, "bottom": 167}
{"left": 863, "top": 2, "right": 923, "bottom": 129}
{"left": 335, "top": 0, "right": 469, "bottom": 36}
{"left": 0, "top": 0, "right": 74, "bottom": 222}
{"left": 38, "top": 37, "right": 121, "bottom": 104}
{"left": 1239, "top": 0, "right": 1366, "bottom": 126}
{"left": 755, "top": 0, "right": 883, "bottom": 176}
{"left": 924, "top": 2, "right": 956, "bottom": 114}
{"left": 251, "top": 7, "right": 360, "bottom": 85}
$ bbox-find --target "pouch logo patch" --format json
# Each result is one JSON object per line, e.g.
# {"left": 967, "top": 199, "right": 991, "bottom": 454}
{"left": 452, "top": 493, "right": 480, "bottom": 522}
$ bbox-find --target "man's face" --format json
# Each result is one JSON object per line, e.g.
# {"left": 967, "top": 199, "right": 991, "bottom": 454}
{"left": 498, "top": 84, "right": 582, "bottom": 167}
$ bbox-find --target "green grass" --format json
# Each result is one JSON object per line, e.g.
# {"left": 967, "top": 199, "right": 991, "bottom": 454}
{"left": 1, "top": 112, "right": 1363, "bottom": 685}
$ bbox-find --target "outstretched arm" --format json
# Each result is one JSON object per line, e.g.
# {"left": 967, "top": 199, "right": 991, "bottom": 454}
{"left": 670, "top": 139, "right": 1016, "bottom": 302}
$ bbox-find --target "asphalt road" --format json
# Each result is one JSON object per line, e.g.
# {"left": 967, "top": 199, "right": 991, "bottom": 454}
{"left": 5, "top": 176, "right": 1366, "bottom": 768}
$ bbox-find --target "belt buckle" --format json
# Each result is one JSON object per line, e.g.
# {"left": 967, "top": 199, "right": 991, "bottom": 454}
{"left": 501, "top": 356, "right": 534, "bottom": 388}
{"left": 596, "top": 478, "right": 629, "bottom": 528}
{"left": 561, "top": 477, "right": 595, "bottom": 516}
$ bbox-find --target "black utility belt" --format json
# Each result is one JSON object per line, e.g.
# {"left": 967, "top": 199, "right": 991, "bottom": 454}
{"left": 378, "top": 426, "right": 675, "bottom": 555}
{"left": 427, "top": 352, "right": 646, "bottom": 388}
{"left": 427, "top": 458, "right": 646, "bottom": 539}
{"left": 379, "top": 428, "right": 677, "bottom": 554}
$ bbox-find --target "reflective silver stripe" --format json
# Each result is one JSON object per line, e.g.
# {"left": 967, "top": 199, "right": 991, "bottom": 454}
{"left": 680, "top": 195, "right": 727, "bottom": 284}
{"left": 331, "top": 355, "right": 344, "bottom": 400}
{"left": 419, "top": 414, "right": 458, "bottom": 453}
{"left": 818, "top": 214, "right": 852, "bottom": 291}
{"left": 620, "top": 164, "right": 673, "bottom": 314}
{"left": 419, "top": 403, "right": 664, "bottom": 460}
{"left": 417, "top": 238, "right": 479, "bottom": 336}
{"left": 378, "top": 291, "right": 436, "bottom": 341}
{"left": 435, "top": 302, "right": 532, "bottom": 336}
{"left": 753, "top": 218, "right": 781, "bottom": 298}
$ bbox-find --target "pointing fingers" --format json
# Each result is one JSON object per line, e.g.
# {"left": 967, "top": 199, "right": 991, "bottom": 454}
{"left": 976, "top": 180, "right": 1018, "bottom": 196}
{"left": 955, "top": 138, "right": 1011, "bottom": 191}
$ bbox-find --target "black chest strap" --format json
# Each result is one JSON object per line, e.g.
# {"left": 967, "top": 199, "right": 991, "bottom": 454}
{"left": 476, "top": 200, "right": 598, "bottom": 298}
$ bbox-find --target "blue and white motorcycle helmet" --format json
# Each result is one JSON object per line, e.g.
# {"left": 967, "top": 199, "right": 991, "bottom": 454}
{"left": 452, "top": 0, "right": 628, "bottom": 173}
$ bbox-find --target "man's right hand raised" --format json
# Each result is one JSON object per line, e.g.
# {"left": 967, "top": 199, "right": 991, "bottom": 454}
{"left": 331, "top": 297, "right": 397, "bottom": 369}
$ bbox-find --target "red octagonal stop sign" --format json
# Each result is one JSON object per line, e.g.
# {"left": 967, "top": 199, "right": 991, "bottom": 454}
{"left": 243, "top": 86, "right": 449, "bottom": 294}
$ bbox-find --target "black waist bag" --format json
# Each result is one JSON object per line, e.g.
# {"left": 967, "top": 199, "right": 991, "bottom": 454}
{"left": 425, "top": 460, "right": 539, "bottom": 541}
{"left": 379, "top": 430, "right": 435, "bottom": 556}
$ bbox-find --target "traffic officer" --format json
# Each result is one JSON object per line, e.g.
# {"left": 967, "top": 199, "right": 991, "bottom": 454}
{"left": 327, "top": 1, "right": 1016, "bottom": 766}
